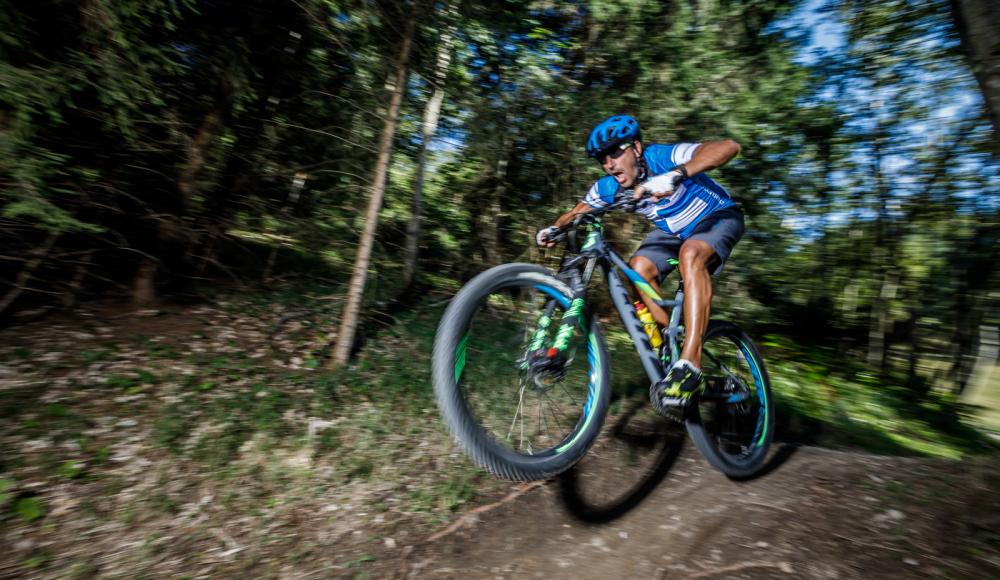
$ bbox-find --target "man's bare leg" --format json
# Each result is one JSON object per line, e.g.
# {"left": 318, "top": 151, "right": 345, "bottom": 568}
{"left": 628, "top": 255, "right": 669, "bottom": 326}
{"left": 676, "top": 239, "right": 716, "bottom": 368}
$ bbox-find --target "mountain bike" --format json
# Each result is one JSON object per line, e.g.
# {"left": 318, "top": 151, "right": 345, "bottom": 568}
{"left": 431, "top": 193, "right": 774, "bottom": 481}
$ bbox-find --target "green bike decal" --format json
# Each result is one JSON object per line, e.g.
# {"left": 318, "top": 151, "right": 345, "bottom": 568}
{"left": 740, "top": 339, "right": 768, "bottom": 448}
{"left": 551, "top": 298, "right": 585, "bottom": 351}
{"left": 526, "top": 314, "right": 552, "bottom": 352}
{"left": 555, "top": 330, "right": 601, "bottom": 455}
{"left": 454, "top": 333, "right": 469, "bottom": 382}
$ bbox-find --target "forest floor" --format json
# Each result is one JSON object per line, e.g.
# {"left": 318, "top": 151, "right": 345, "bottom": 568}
{"left": 1, "top": 290, "right": 998, "bottom": 579}
{"left": 391, "top": 434, "right": 999, "bottom": 579}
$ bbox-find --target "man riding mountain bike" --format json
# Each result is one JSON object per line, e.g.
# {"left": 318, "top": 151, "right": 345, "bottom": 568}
{"left": 536, "top": 114, "right": 743, "bottom": 412}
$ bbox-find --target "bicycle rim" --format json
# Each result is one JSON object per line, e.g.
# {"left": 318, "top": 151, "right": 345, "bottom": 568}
{"left": 690, "top": 323, "right": 772, "bottom": 475}
{"left": 456, "top": 281, "right": 600, "bottom": 459}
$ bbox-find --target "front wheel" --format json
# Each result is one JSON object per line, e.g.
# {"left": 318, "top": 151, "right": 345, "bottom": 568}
{"left": 685, "top": 321, "right": 774, "bottom": 479}
{"left": 432, "top": 263, "right": 611, "bottom": 481}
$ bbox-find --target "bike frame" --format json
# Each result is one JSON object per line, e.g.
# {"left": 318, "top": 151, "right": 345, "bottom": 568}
{"left": 551, "top": 218, "right": 683, "bottom": 386}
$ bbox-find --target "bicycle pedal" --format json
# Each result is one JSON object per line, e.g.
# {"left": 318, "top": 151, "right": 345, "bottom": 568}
{"left": 648, "top": 383, "right": 692, "bottom": 421}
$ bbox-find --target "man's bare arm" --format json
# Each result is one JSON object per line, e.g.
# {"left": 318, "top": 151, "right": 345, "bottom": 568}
{"left": 537, "top": 200, "right": 594, "bottom": 247}
{"left": 634, "top": 139, "right": 741, "bottom": 199}
{"left": 683, "top": 139, "right": 740, "bottom": 176}
{"left": 553, "top": 200, "right": 595, "bottom": 229}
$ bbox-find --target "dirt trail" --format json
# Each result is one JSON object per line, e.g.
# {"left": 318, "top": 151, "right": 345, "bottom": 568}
{"left": 393, "top": 405, "right": 999, "bottom": 579}
{"left": 1, "top": 304, "right": 997, "bottom": 578}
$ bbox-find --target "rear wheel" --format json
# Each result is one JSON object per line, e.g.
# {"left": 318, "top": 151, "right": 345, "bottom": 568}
{"left": 685, "top": 321, "right": 774, "bottom": 478}
{"left": 432, "top": 263, "right": 611, "bottom": 481}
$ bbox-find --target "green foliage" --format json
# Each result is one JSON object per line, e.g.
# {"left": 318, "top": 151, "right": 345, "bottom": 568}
{"left": 2, "top": 198, "right": 103, "bottom": 234}
{"left": 13, "top": 496, "right": 45, "bottom": 522}
{"left": 59, "top": 460, "right": 86, "bottom": 480}
{"left": 154, "top": 404, "right": 194, "bottom": 453}
{"left": 21, "top": 551, "right": 51, "bottom": 570}
{"left": 0, "top": 0, "right": 995, "bottom": 443}
{"left": 0, "top": 477, "right": 13, "bottom": 505}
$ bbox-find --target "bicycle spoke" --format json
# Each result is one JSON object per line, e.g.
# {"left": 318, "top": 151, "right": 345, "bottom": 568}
{"left": 557, "top": 382, "right": 581, "bottom": 408}
{"left": 544, "top": 393, "right": 573, "bottom": 431}
{"left": 507, "top": 379, "right": 527, "bottom": 445}
{"left": 690, "top": 325, "right": 773, "bottom": 475}
{"left": 702, "top": 346, "right": 734, "bottom": 378}
{"left": 439, "top": 269, "right": 606, "bottom": 475}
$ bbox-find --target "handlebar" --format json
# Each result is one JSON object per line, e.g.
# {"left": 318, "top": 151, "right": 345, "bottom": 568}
{"left": 544, "top": 188, "right": 653, "bottom": 243}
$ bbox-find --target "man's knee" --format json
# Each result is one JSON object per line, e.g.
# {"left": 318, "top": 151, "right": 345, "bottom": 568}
{"left": 678, "top": 240, "right": 715, "bottom": 271}
{"left": 629, "top": 255, "right": 659, "bottom": 281}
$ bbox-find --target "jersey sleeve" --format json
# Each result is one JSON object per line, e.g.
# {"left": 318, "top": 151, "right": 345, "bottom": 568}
{"left": 583, "top": 176, "right": 618, "bottom": 208}
{"left": 642, "top": 143, "right": 701, "bottom": 173}
{"left": 670, "top": 142, "right": 700, "bottom": 165}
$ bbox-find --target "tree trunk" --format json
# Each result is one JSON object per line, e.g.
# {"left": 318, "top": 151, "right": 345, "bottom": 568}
{"left": 331, "top": 16, "right": 416, "bottom": 367}
{"left": 950, "top": 0, "right": 1000, "bottom": 152}
{"left": 403, "top": 9, "right": 455, "bottom": 288}
{"left": 132, "top": 257, "right": 158, "bottom": 306}
{"left": 177, "top": 110, "right": 223, "bottom": 209}
{"left": 0, "top": 233, "right": 58, "bottom": 315}
{"left": 61, "top": 251, "right": 94, "bottom": 308}
{"left": 867, "top": 268, "right": 898, "bottom": 370}
{"left": 481, "top": 156, "right": 507, "bottom": 267}
{"left": 961, "top": 323, "right": 998, "bottom": 406}
{"left": 866, "top": 112, "right": 895, "bottom": 371}
{"left": 263, "top": 171, "right": 307, "bottom": 282}
{"left": 479, "top": 108, "right": 513, "bottom": 268}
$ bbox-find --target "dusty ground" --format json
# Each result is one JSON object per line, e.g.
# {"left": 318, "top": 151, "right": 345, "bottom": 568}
{"left": 393, "top": 408, "right": 999, "bottom": 579}
{"left": 1, "top": 300, "right": 998, "bottom": 579}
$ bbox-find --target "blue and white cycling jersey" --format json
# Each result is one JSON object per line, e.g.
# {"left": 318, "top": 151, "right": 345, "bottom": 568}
{"left": 582, "top": 143, "right": 735, "bottom": 239}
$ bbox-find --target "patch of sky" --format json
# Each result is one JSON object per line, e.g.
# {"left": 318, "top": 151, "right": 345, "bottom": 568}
{"left": 825, "top": 209, "right": 852, "bottom": 226}
{"left": 429, "top": 126, "right": 467, "bottom": 154}
{"left": 765, "top": 181, "right": 787, "bottom": 199}
{"left": 408, "top": 70, "right": 429, "bottom": 92}
{"left": 769, "top": 0, "right": 846, "bottom": 66}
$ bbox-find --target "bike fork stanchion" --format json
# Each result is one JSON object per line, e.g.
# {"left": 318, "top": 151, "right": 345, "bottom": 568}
{"left": 523, "top": 300, "right": 558, "bottom": 368}
{"left": 546, "top": 296, "right": 585, "bottom": 359}
{"left": 543, "top": 268, "right": 586, "bottom": 361}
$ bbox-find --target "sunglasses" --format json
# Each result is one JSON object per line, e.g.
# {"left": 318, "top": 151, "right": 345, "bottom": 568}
{"left": 596, "top": 141, "right": 634, "bottom": 164}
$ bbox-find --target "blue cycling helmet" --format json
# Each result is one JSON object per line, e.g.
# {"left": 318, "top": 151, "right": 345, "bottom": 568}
{"left": 586, "top": 114, "right": 642, "bottom": 158}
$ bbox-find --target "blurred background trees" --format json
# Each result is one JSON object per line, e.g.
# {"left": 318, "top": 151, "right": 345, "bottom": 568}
{"left": 1, "top": 0, "right": 996, "bottom": 396}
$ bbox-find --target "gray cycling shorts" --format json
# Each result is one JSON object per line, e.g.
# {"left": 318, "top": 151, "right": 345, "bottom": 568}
{"left": 632, "top": 206, "right": 745, "bottom": 279}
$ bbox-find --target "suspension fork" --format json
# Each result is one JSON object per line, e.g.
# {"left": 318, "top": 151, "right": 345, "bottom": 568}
{"left": 538, "top": 221, "right": 603, "bottom": 358}
{"left": 522, "top": 299, "right": 558, "bottom": 366}
{"left": 517, "top": 267, "right": 588, "bottom": 372}
{"left": 521, "top": 251, "right": 600, "bottom": 369}
{"left": 547, "top": 266, "right": 587, "bottom": 358}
